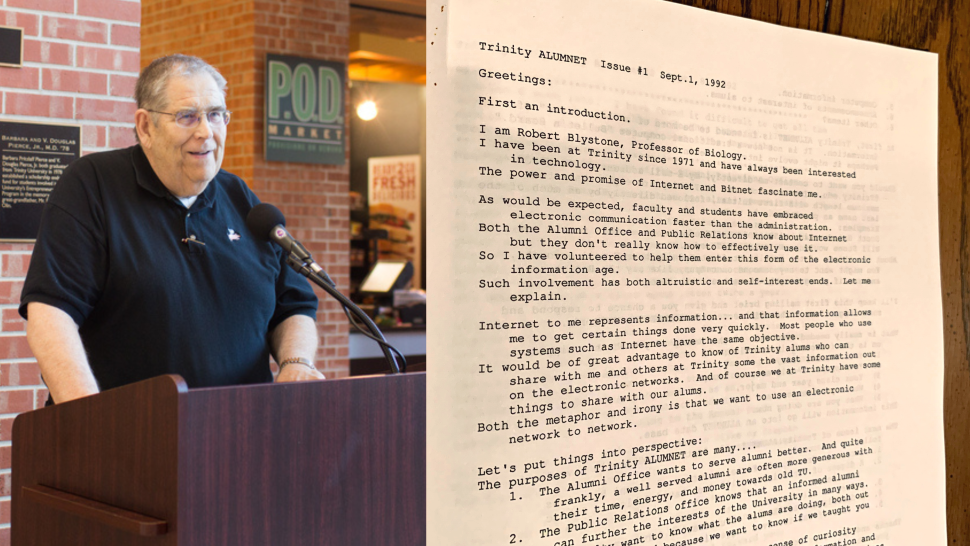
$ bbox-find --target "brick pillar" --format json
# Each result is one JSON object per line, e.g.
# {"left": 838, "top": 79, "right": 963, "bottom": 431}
{"left": 141, "top": 0, "right": 351, "bottom": 377}
{"left": 0, "top": 0, "right": 141, "bottom": 541}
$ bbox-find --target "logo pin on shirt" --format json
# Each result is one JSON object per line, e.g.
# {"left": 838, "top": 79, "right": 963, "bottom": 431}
{"left": 227, "top": 228, "right": 241, "bottom": 241}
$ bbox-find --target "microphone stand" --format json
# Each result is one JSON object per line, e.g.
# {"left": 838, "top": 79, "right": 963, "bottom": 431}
{"left": 285, "top": 256, "right": 404, "bottom": 374}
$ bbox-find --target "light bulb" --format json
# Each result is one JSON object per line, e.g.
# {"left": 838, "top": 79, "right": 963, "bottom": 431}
{"left": 357, "top": 100, "right": 377, "bottom": 120}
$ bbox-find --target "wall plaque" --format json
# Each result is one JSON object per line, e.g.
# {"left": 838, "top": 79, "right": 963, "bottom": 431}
{"left": 0, "top": 120, "right": 81, "bottom": 241}
{"left": 0, "top": 26, "right": 23, "bottom": 67}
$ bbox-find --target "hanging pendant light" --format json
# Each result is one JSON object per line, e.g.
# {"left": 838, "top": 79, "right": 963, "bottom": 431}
{"left": 356, "top": 64, "right": 378, "bottom": 121}
{"left": 357, "top": 100, "right": 377, "bottom": 120}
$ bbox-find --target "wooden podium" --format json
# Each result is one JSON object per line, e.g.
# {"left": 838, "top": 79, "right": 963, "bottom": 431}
{"left": 11, "top": 373, "right": 426, "bottom": 545}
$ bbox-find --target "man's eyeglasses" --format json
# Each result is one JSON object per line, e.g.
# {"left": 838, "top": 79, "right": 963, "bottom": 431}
{"left": 147, "top": 109, "right": 231, "bottom": 128}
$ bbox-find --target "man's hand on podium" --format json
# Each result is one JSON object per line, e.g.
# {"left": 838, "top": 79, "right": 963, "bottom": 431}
{"left": 276, "top": 361, "right": 326, "bottom": 382}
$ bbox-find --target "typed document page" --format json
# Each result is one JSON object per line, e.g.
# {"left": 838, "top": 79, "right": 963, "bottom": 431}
{"left": 427, "top": 2, "right": 944, "bottom": 545}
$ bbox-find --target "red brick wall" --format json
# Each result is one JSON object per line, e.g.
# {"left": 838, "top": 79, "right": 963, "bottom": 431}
{"left": 0, "top": 0, "right": 140, "bottom": 541}
{"left": 141, "top": 0, "right": 351, "bottom": 377}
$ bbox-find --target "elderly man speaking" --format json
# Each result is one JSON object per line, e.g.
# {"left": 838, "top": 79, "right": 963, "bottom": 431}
{"left": 19, "top": 54, "right": 324, "bottom": 405}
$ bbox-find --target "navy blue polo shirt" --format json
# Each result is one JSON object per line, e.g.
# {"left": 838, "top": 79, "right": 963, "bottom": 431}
{"left": 20, "top": 145, "right": 318, "bottom": 393}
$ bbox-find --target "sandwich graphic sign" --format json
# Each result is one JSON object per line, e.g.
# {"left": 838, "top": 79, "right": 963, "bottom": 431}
{"left": 368, "top": 155, "right": 422, "bottom": 287}
{"left": 264, "top": 53, "right": 346, "bottom": 165}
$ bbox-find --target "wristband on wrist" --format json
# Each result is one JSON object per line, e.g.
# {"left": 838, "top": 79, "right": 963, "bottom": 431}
{"left": 279, "top": 357, "right": 315, "bottom": 374}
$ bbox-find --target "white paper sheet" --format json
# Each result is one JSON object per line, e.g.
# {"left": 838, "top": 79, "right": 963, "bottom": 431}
{"left": 427, "top": 2, "right": 943, "bottom": 545}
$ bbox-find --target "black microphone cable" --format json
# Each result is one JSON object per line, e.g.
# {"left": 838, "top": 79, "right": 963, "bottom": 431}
{"left": 304, "top": 268, "right": 405, "bottom": 374}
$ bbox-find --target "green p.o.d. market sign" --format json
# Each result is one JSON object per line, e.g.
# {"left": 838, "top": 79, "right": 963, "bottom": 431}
{"left": 264, "top": 53, "right": 346, "bottom": 165}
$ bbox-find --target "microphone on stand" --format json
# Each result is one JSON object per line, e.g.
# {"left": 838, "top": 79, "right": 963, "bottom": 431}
{"left": 246, "top": 203, "right": 404, "bottom": 373}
